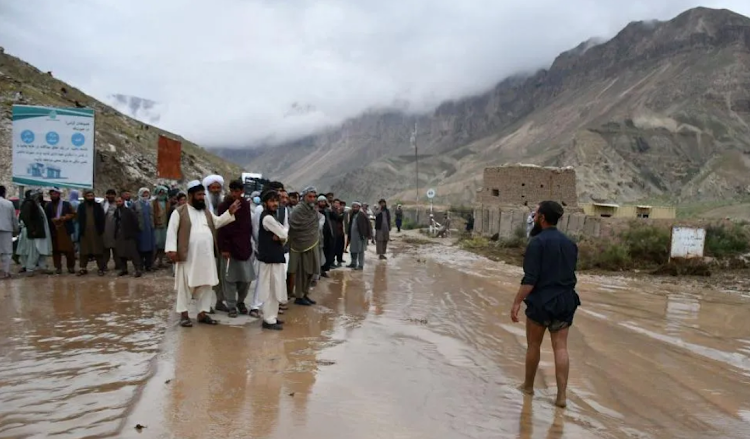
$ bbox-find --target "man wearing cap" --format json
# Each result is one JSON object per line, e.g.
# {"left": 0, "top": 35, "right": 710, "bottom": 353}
{"left": 346, "top": 201, "right": 372, "bottom": 270}
{"left": 287, "top": 186, "right": 321, "bottom": 306}
{"left": 76, "top": 189, "right": 107, "bottom": 276}
{"left": 374, "top": 198, "right": 391, "bottom": 260}
{"left": 44, "top": 187, "right": 76, "bottom": 274}
{"left": 166, "top": 180, "right": 241, "bottom": 327}
{"left": 203, "top": 175, "right": 228, "bottom": 312}
{"left": 256, "top": 189, "right": 288, "bottom": 330}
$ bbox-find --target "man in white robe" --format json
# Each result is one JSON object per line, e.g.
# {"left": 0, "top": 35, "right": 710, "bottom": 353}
{"left": 248, "top": 190, "right": 265, "bottom": 318}
{"left": 166, "top": 180, "right": 240, "bottom": 327}
{"left": 202, "top": 174, "right": 229, "bottom": 312}
{"left": 255, "top": 190, "right": 289, "bottom": 330}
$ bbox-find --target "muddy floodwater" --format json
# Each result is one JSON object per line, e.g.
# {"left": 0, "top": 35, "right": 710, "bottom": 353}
{"left": 2, "top": 237, "right": 750, "bottom": 438}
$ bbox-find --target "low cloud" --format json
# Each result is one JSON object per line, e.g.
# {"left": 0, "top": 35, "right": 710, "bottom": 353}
{"left": 1, "top": 0, "right": 748, "bottom": 147}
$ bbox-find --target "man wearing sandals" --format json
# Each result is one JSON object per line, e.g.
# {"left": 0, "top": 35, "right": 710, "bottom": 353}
{"left": 76, "top": 189, "right": 107, "bottom": 277}
{"left": 217, "top": 179, "right": 255, "bottom": 318}
{"left": 166, "top": 180, "right": 241, "bottom": 327}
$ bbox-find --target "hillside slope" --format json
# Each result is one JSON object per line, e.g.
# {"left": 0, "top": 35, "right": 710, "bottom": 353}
{"left": 0, "top": 49, "right": 241, "bottom": 194}
{"left": 217, "top": 7, "right": 750, "bottom": 206}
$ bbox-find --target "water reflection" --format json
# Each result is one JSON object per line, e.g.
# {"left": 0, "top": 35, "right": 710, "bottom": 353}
{"left": 0, "top": 275, "right": 173, "bottom": 438}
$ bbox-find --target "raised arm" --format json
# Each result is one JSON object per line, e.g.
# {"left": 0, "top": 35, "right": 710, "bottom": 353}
{"left": 165, "top": 210, "right": 180, "bottom": 253}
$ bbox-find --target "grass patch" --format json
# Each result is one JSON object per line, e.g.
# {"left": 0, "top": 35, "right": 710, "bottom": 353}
{"left": 402, "top": 217, "right": 420, "bottom": 230}
{"left": 705, "top": 224, "right": 749, "bottom": 258}
{"left": 402, "top": 236, "right": 434, "bottom": 246}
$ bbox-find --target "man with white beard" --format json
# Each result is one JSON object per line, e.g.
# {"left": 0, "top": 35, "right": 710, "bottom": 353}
{"left": 202, "top": 174, "right": 228, "bottom": 312}
{"left": 166, "top": 180, "right": 240, "bottom": 327}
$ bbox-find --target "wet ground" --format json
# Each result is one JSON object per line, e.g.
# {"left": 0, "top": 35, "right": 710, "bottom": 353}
{"left": 2, "top": 235, "right": 750, "bottom": 438}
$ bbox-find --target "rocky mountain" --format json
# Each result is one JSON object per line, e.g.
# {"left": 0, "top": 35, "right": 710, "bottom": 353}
{"left": 216, "top": 7, "right": 750, "bottom": 206}
{"left": 108, "top": 93, "right": 163, "bottom": 124}
{"left": 0, "top": 49, "right": 241, "bottom": 195}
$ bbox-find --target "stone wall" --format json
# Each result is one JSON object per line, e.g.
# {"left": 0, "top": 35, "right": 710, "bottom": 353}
{"left": 473, "top": 205, "right": 600, "bottom": 238}
{"left": 473, "top": 204, "right": 734, "bottom": 240}
{"left": 476, "top": 165, "right": 578, "bottom": 207}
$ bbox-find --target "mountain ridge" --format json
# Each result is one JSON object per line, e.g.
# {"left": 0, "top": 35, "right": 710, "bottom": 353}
{"left": 0, "top": 49, "right": 242, "bottom": 194}
{"left": 216, "top": 6, "right": 750, "bottom": 205}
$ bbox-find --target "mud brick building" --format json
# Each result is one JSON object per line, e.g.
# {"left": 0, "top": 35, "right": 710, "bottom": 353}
{"left": 476, "top": 164, "right": 578, "bottom": 207}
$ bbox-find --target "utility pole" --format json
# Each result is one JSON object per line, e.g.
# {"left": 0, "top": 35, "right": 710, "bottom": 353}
{"left": 411, "top": 122, "right": 419, "bottom": 224}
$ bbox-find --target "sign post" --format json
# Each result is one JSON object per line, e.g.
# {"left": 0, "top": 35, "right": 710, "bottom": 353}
{"left": 11, "top": 105, "right": 95, "bottom": 189}
{"left": 669, "top": 226, "right": 706, "bottom": 262}
{"left": 426, "top": 188, "right": 436, "bottom": 235}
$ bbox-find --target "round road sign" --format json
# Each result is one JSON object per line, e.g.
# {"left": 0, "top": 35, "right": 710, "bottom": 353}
{"left": 426, "top": 188, "right": 436, "bottom": 199}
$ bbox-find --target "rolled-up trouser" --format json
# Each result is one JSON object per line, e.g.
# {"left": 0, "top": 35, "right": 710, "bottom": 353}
{"left": 225, "top": 281, "right": 250, "bottom": 311}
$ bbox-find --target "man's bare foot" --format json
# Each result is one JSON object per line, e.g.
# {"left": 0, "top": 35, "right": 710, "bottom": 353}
{"left": 518, "top": 384, "right": 534, "bottom": 396}
{"left": 554, "top": 395, "right": 567, "bottom": 408}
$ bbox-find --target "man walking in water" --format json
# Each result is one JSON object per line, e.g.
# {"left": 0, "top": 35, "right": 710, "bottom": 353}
{"left": 510, "top": 200, "right": 580, "bottom": 408}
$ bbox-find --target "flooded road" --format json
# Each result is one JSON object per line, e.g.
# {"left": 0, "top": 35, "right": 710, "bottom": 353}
{"left": 3, "top": 236, "right": 750, "bottom": 438}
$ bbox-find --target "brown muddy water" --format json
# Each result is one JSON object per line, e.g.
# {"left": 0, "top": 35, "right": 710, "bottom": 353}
{"left": 2, "top": 237, "right": 750, "bottom": 439}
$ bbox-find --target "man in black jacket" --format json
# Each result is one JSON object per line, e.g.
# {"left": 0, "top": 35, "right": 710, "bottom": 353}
{"left": 329, "top": 198, "right": 345, "bottom": 267}
{"left": 318, "top": 196, "right": 335, "bottom": 276}
{"left": 510, "top": 201, "right": 580, "bottom": 409}
{"left": 375, "top": 199, "right": 391, "bottom": 260}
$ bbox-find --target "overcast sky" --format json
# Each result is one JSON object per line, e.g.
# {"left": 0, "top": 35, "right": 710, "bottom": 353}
{"left": 1, "top": 0, "right": 748, "bottom": 147}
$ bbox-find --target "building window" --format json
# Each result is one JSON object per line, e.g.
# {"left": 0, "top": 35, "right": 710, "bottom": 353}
{"left": 492, "top": 189, "right": 499, "bottom": 197}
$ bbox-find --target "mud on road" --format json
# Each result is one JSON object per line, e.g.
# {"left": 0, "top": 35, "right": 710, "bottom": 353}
{"left": 2, "top": 235, "right": 750, "bottom": 438}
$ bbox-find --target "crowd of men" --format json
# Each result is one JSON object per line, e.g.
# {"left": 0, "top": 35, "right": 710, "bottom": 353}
{"left": 0, "top": 177, "right": 405, "bottom": 331}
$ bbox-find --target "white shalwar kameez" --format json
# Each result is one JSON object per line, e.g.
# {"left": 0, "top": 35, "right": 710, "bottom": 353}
{"left": 166, "top": 205, "right": 235, "bottom": 314}
{"left": 250, "top": 204, "right": 265, "bottom": 311}
{"left": 257, "top": 214, "right": 289, "bottom": 324}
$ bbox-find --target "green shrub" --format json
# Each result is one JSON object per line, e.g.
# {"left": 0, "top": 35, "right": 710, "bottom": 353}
{"left": 705, "top": 224, "right": 749, "bottom": 258}
{"left": 402, "top": 217, "right": 419, "bottom": 230}
{"left": 620, "top": 223, "right": 670, "bottom": 266}
{"left": 578, "top": 239, "right": 631, "bottom": 270}
{"left": 459, "top": 236, "right": 489, "bottom": 250}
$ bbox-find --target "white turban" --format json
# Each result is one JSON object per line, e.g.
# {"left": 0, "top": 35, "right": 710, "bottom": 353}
{"left": 187, "top": 180, "right": 202, "bottom": 191}
{"left": 202, "top": 175, "right": 224, "bottom": 188}
{"left": 352, "top": 201, "right": 361, "bottom": 207}
{"left": 301, "top": 186, "right": 317, "bottom": 195}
